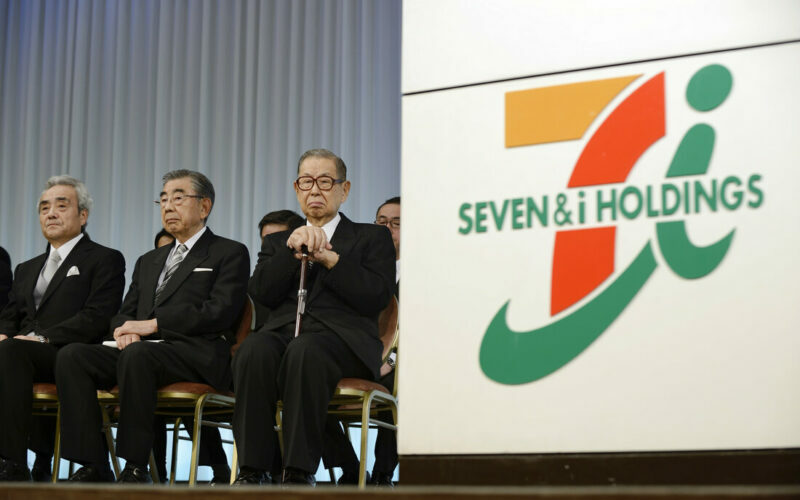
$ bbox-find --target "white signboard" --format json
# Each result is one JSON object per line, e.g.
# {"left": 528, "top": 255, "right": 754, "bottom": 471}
{"left": 400, "top": 1, "right": 800, "bottom": 455}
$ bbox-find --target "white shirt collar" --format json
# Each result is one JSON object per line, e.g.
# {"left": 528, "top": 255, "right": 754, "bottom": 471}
{"left": 174, "top": 225, "right": 207, "bottom": 251}
{"left": 395, "top": 259, "right": 400, "bottom": 283}
{"left": 307, "top": 213, "right": 341, "bottom": 242}
{"left": 49, "top": 233, "right": 84, "bottom": 264}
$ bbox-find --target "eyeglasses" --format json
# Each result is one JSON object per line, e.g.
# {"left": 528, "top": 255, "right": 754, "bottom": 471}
{"left": 295, "top": 175, "right": 345, "bottom": 191}
{"left": 375, "top": 217, "right": 400, "bottom": 229}
{"left": 154, "top": 193, "right": 204, "bottom": 207}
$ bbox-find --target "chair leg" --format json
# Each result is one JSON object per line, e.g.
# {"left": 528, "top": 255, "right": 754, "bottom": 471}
{"left": 169, "top": 418, "right": 182, "bottom": 486}
{"left": 51, "top": 408, "right": 61, "bottom": 483}
{"left": 188, "top": 396, "right": 208, "bottom": 486}
{"left": 358, "top": 394, "right": 374, "bottom": 489}
{"left": 100, "top": 406, "right": 121, "bottom": 477}
{"left": 149, "top": 451, "right": 160, "bottom": 484}
{"left": 275, "top": 407, "right": 284, "bottom": 456}
{"left": 230, "top": 441, "right": 238, "bottom": 485}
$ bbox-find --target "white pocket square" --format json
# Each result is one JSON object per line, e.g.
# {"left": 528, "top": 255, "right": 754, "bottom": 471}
{"left": 66, "top": 266, "right": 80, "bottom": 277}
{"left": 193, "top": 267, "right": 213, "bottom": 272}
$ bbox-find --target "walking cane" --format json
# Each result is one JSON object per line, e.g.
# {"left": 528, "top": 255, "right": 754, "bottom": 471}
{"left": 294, "top": 245, "right": 309, "bottom": 338}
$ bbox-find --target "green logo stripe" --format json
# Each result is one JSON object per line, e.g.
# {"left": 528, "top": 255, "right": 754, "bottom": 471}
{"left": 656, "top": 220, "right": 734, "bottom": 279}
{"left": 479, "top": 242, "right": 658, "bottom": 385}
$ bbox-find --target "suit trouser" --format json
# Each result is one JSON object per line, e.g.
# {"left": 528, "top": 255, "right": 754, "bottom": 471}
{"left": 232, "top": 327, "right": 373, "bottom": 473}
{"left": 321, "top": 370, "right": 397, "bottom": 475}
{"left": 0, "top": 339, "right": 58, "bottom": 463}
{"left": 56, "top": 341, "right": 228, "bottom": 467}
{"left": 152, "top": 416, "right": 228, "bottom": 481}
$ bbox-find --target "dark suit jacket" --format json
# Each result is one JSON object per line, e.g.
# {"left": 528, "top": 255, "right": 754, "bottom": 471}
{"left": 249, "top": 213, "right": 395, "bottom": 378}
{"left": 0, "top": 246, "right": 11, "bottom": 309}
{"left": 0, "top": 235, "right": 125, "bottom": 347}
{"left": 112, "top": 228, "right": 250, "bottom": 390}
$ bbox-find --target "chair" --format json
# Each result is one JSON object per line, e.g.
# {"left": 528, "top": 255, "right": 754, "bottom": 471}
{"left": 97, "top": 296, "right": 254, "bottom": 485}
{"left": 31, "top": 383, "right": 62, "bottom": 483}
{"left": 275, "top": 295, "right": 399, "bottom": 488}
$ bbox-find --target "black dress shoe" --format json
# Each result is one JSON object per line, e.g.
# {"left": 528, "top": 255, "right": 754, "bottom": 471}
{"left": 0, "top": 458, "right": 31, "bottom": 482}
{"left": 369, "top": 471, "right": 394, "bottom": 487}
{"left": 31, "top": 462, "right": 51, "bottom": 482}
{"left": 31, "top": 455, "right": 52, "bottom": 482}
{"left": 232, "top": 468, "right": 270, "bottom": 485}
{"left": 337, "top": 469, "right": 370, "bottom": 485}
{"left": 68, "top": 465, "right": 115, "bottom": 482}
{"left": 117, "top": 464, "right": 153, "bottom": 484}
{"left": 281, "top": 467, "right": 315, "bottom": 486}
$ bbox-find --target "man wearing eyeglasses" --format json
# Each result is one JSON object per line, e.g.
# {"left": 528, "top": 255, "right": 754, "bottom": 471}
{"left": 232, "top": 149, "right": 395, "bottom": 486}
{"left": 55, "top": 170, "right": 250, "bottom": 483}
{"left": 322, "top": 196, "right": 401, "bottom": 486}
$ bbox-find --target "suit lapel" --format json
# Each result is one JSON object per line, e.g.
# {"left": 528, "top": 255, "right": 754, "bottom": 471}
{"left": 152, "top": 229, "right": 213, "bottom": 307}
{"left": 25, "top": 249, "right": 49, "bottom": 310}
{"left": 37, "top": 235, "right": 92, "bottom": 311}
{"left": 308, "top": 213, "right": 355, "bottom": 304}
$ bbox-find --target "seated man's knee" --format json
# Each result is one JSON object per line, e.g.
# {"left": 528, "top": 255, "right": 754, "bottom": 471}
{"left": 55, "top": 343, "right": 93, "bottom": 375}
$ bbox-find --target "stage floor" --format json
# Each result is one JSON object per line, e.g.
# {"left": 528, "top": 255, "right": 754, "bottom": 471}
{"left": 1, "top": 484, "right": 799, "bottom": 500}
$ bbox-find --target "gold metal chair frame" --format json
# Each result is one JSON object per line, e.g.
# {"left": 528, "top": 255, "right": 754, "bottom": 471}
{"left": 96, "top": 296, "right": 253, "bottom": 486}
{"left": 31, "top": 383, "right": 61, "bottom": 483}
{"left": 274, "top": 295, "right": 399, "bottom": 489}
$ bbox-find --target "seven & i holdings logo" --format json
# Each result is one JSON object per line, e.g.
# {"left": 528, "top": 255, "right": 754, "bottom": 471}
{"left": 459, "top": 64, "right": 765, "bottom": 385}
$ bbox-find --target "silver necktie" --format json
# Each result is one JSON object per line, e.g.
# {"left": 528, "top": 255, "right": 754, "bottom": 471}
{"left": 34, "top": 251, "right": 62, "bottom": 309}
{"left": 154, "top": 244, "right": 187, "bottom": 303}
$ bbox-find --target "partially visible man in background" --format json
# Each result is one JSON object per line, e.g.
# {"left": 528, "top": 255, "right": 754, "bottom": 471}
{"left": 258, "top": 210, "right": 304, "bottom": 241}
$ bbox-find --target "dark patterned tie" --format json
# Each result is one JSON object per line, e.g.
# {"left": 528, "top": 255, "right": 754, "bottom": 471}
{"left": 154, "top": 244, "right": 187, "bottom": 304}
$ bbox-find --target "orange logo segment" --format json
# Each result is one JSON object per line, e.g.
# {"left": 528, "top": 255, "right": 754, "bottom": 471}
{"left": 551, "top": 226, "right": 615, "bottom": 315}
{"left": 505, "top": 75, "right": 640, "bottom": 148}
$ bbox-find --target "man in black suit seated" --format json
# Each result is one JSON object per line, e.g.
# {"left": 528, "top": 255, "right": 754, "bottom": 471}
{"left": 149, "top": 228, "right": 231, "bottom": 484}
{"left": 232, "top": 148, "right": 395, "bottom": 486}
{"left": 322, "top": 196, "right": 401, "bottom": 486}
{"left": 0, "top": 176, "right": 125, "bottom": 482}
{"left": 0, "top": 247, "right": 11, "bottom": 309}
{"left": 55, "top": 170, "right": 250, "bottom": 483}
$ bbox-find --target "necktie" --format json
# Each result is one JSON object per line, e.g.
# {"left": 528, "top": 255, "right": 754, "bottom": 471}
{"left": 34, "top": 251, "right": 62, "bottom": 309}
{"left": 154, "top": 244, "right": 187, "bottom": 304}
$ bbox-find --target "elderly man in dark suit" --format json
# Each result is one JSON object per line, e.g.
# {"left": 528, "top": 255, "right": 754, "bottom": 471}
{"left": 0, "top": 176, "right": 125, "bottom": 482}
{"left": 56, "top": 170, "right": 250, "bottom": 483}
{"left": 232, "top": 149, "right": 395, "bottom": 486}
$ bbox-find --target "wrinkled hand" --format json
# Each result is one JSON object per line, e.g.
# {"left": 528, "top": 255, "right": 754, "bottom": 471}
{"left": 113, "top": 319, "right": 158, "bottom": 339}
{"left": 286, "top": 226, "right": 339, "bottom": 269}
{"left": 379, "top": 361, "right": 393, "bottom": 377}
{"left": 116, "top": 333, "right": 141, "bottom": 350}
{"left": 13, "top": 335, "right": 39, "bottom": 342}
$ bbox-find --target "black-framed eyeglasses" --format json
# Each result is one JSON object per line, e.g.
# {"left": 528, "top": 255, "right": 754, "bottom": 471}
{"left": 154, "top": 193, "right": 205, "bottom": 207}
{"left": 375, "top": 217, "right": 400, "bottom": 229}
{"left": 295, "top": 175, "right": 345, "bottom": 191}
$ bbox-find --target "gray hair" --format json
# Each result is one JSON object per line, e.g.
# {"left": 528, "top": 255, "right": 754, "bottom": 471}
{"left": 41, "top": 175, "right": 92, "bottom": 230}
{"left": 161, "top": 169, "right": 215, "bottom": 220}
{"left": 43, "top": 175, "right": 93, "bottom": 212}
{"left": 296, "top": 148, "right": 347, "bottom": 181}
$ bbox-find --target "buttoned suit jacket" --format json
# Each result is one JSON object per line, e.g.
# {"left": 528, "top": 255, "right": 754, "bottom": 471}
{"left": 0, "top": 235, "right": 125, "bottom": 346}
{"left": 248, "top": 213, "right": 395, "bottom": 379}
{"left": 112, "top": 228, "right": 250, "bottom": 390}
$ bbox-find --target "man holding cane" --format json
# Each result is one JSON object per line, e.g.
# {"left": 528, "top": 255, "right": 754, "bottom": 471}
{"left": 232, "top": 149, "right": 395, "bottom": 485}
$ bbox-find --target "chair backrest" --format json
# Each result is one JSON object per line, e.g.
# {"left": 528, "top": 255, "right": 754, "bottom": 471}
{"left": 377, "top": 295, "right": 399, "bottom": 363}
{"left": 230, "top": 295, "right": 254, "bottom": 357}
